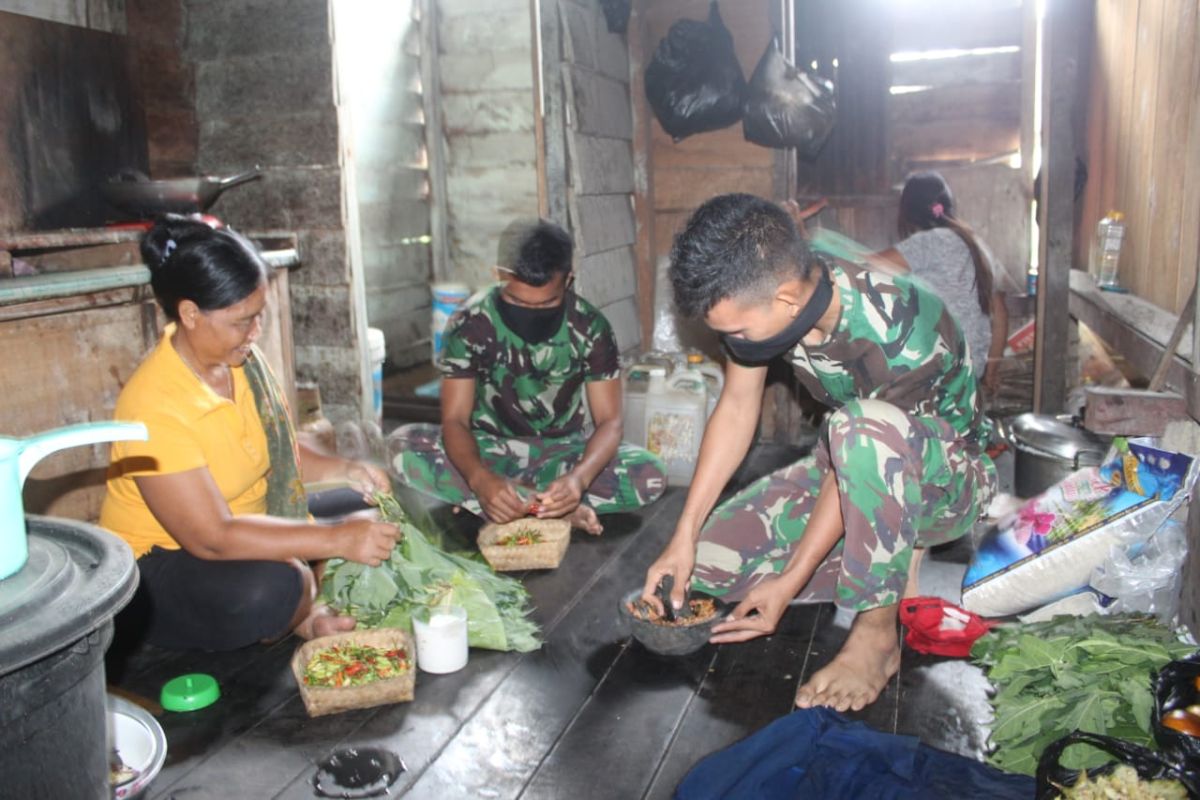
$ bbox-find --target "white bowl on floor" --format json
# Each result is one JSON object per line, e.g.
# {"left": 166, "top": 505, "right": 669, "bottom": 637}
{"left": 108, "top": 694, "right": 167, "bottom": 799}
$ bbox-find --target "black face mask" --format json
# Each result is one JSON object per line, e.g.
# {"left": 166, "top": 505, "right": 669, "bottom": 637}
{"left": 721, "top": 268, "right": 834, "bottom": 364}
{"left": 496, "top": 291, "right": 568, "bottom": 344}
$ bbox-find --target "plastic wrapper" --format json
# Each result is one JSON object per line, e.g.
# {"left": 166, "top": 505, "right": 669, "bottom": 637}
{"left": 644, "top": 2, "right": 745, "bottom": 141}
{"left": 1090, "top": 520, "right": 1188, "bottom": 625}
{"left": 1035, "top": 731, "right": 1199, "bottom": 799}
{"left": 742, "top": 37, "right": 836, "bottom": 157}
{"left": 962, "top": 439, "right": 1197, "bottom": 618}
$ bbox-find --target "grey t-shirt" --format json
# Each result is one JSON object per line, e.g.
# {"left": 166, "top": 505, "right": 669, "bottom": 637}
{"left": 896, "top": 227, "right": 999, "bottom": 376}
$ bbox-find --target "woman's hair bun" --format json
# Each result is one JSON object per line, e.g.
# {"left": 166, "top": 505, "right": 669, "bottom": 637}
{"left": 140, "top": 214, "right": 213, "bottom": 270}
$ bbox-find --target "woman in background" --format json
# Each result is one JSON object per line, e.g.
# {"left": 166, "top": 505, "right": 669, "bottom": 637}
{"left": 875, "top": 172, "right": 1010, "bottom": 391}
{"left": 102, "top": 216, "right": 398, "bottom": 651}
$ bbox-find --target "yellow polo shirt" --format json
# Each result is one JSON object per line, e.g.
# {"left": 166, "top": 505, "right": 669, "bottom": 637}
{"left": 100, "top": 324, "right": 270, "bottom": 557}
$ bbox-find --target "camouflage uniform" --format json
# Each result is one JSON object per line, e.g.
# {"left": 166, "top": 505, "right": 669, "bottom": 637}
{"left": 694, "top": 265, "right": 996, "bottom": 611}
{"left": 393, "top": 286, "right": 666, "bottom": 517}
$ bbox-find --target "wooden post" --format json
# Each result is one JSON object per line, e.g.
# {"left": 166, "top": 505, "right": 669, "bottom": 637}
{"left": 530, "top": 0, "right": 549, "bottom": 219}
{"left": 538, "top": 0, "right": 568, "bottom": 225}
{"left": 1032, "top": 0, "right": 1087, "bottom": 413}
{"left": 419, "top": 0, "right": 450, "bottom": 281}
{"left": 780, "top": 0, "right": 796, "bottom": 202}
{"left": 629, "top": 0, "right": 657, "bottom": 348}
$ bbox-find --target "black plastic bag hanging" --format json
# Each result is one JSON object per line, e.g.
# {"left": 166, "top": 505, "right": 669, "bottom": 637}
{"left": 1034, "top": 731, "right": 1200, "bottom": 799}
{"left": 644, "top": 2, "right": 746, "bottom": 142}
{"left": 598, "top": 0, "right": 630, "bottom": 34}
{"left": 743, "top": 36, "right": 836, "bottom": 158}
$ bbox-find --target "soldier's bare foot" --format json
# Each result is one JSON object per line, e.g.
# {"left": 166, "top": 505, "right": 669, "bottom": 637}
{"left": 794, "top": 606, "right": 900, "bottom": 712}
{"left": 295, "top": 604, "right": 357, "bottom": 640}
{"left": 567, "top": 504, "right": 603, "bottom": 535}
{"left": 903, "top": 547, "right": 925, "bottom": 599}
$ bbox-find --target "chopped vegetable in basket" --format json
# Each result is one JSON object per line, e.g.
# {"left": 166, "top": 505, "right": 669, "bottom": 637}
{"left": 303, "top": 644, "right": 411, "bottom": 688}
{"left": 498, "top": 528, "right": 543, "bottom": 547}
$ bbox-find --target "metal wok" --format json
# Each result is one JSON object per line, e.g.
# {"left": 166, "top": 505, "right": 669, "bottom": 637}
{"left": 101, "top": 167, "right": 262, "bottom": 216}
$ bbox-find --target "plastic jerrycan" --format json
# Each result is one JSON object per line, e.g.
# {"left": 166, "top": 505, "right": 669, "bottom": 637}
{"left": 685, "top": 353, "right": 724, "bottom": 419}
{"left": 622, "top": 353, "right": 675, "bottom": 448}
{"left": 645, "top": 369, "right": 708, "bottom": 486}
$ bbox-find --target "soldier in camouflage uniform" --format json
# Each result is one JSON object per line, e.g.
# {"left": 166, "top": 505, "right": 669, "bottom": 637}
{"left": 392, "top": 219, "right": 666, "bottom": 533}
{"left": 641, "top": 194, "right": 995, "bottom": 713}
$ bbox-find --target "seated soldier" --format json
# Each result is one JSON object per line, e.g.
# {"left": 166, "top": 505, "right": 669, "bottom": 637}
{"left": 393, "top": 218, "right": 666, "bottom": 534}
{"left": 640, "top": 194, "right": 996, "bottom": 711}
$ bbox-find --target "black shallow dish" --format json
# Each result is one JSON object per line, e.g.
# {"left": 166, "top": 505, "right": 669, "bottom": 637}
{"left": 618, "top": 589, "right": 729, "bottom": 656}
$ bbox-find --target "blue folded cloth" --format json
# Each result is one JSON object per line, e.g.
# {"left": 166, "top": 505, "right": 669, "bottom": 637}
{"left": 675, "top": 707, "right": 1034, "bottom": 800}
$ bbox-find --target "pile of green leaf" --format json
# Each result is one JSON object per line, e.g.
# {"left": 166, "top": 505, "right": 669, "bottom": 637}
{"left": 971, "top": 614, "right": 1194, "bottom": 776}
{"left": 318, "top": 494, "right": 541, "bottom": 652}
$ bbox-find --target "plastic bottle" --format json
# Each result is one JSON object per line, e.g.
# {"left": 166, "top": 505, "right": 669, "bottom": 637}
{"left": 644, "top": 369, "right": 708, "bottom": 486}
{"left": 1095, "top": 211, "right": 1125, "bottom": 290}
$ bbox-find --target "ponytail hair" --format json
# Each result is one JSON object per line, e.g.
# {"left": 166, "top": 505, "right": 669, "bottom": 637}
{"left": 141, "top": 214, "right": 268, "bottom": 322}
{"left": 898, "top": 172, "right": 993, "bottom": 315}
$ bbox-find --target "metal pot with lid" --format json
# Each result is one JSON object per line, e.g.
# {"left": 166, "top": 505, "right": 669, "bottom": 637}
{"left": 1006, "top": 413, "right": 1112, "bottom": 498}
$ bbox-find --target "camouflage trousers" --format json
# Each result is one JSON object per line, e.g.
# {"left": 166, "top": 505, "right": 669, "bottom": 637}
{"left": 390, "top": 422, "right": 667, "bottom": 518}
{"left": 694, "top": 399, "right": 996, "bottom": 611}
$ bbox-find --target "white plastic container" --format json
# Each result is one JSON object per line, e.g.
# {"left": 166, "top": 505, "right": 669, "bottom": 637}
{"left": 685, "top": 352, "right": 724, "bottom": 419}
{"left": 366, "top": 327, "right": 386, "bottom": 427}
{"left": 431, "top": 283, "right": 472, "bottom": 364}
{"left": 645, "top": 370, "right": 708, "bottom": 485}
{"left": 622, "top": 354, "right": 677, "bottom": 448}
{"left": 412, "top": 605, "right": 468, "bottom": 674}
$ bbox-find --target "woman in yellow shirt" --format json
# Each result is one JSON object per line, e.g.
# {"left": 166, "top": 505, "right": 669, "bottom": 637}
{"left": 101, "top": 216, "right": 399, "bottom": 651}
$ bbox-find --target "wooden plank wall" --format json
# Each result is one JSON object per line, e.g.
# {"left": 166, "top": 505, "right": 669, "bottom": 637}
{"left": 335, "top": 0, "right": 435, "bottom": 369}
{"left": 0, "top": 10, "right": 147, "bottom": 231}
{"left": 630, "top": 0, "right": 777, "bottom": 342}
{"left": 557, "top": 0, "right": 643, "bottom": 355}
{"left": 887, "top": 1, "right": 1023, "bottom": 182}
{"left": 1080, "top": 0, "right": 1200, "bottom": 316}
{"left": 436, "top": 0, "right": 540, "bottom": 290}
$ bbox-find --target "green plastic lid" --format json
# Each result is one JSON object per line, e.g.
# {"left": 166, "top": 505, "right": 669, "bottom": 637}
{"left": 160, "top": 673, "right": 220, "bottom": 712}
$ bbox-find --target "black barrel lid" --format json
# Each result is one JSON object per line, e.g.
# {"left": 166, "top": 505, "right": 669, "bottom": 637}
{"left": 0, "top": 515, "right": 138, "bottom": 677}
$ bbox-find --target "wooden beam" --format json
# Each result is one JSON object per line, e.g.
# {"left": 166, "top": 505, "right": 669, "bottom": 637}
{"left": 629, "top": 0, "right": 657, "bottom": 348}
{"left": 538, "top": 0, "right": 568, "bottom": 225}
{"left": 530, "top": 0, "right": 548, "bottom": 218}
{"left": 1033, "top": 0, "right": 1088, "bottom": 413}
{"left": 419, "top": 0, "right": 451, "bottom": 281}
{"left": 1082, "top": 386, "right": 1189, "bottom": 437}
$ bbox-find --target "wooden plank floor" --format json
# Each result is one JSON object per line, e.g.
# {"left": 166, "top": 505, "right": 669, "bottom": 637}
{"left": 107, "top": 443, "right": 995, "bottom": 800}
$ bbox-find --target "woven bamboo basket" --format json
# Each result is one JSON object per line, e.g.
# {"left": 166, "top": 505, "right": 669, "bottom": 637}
{"left": 291, "top": 628, "right": 415, "bottom": 717}
{"left": 478, "top": 517, "right": 571, "bottom": 571}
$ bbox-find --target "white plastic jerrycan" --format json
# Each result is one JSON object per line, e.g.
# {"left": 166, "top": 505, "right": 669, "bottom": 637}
{"left": 645, "top": 369, "right": 708, "bottom": 486}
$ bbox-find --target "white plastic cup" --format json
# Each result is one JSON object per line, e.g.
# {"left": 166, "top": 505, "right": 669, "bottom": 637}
{"left": 431, "top": 283, "right": 471, "bottom": 364}
{"left": 412, "top": 605, "right": 468, "bottom": 674}
{"left": 366, "top": 327, "right": 386, "bottom": 426}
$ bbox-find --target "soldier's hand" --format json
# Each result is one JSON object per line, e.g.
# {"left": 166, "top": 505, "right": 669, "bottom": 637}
{"left": 640, "top": 541, "right": 696, "bottom": 616}
{"left": 709, "top": 575, "right": 791, "bottom": 644}
{"left": 534, "top": 473, "right": 584, "bottom": 517}
{"left": 472, "top": 471, "right": 526, "bottom": 524}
